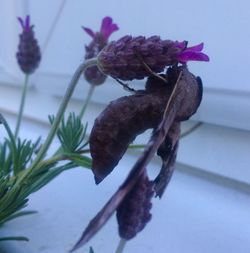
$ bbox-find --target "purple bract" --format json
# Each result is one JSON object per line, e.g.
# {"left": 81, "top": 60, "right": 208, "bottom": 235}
{"left": 175, "top": 41, "right": 210, "bottom": 63}
{"left": 83, "top": 16, "right": 119, "bottom": 42}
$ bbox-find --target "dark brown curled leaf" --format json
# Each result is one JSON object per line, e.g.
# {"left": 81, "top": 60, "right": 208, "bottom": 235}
{"left": 154, "top": 121, "right": 180, "bottom": 197}
{"left": 168, "top": 66, "right": 203, "bottom": 121}
{"left": 90, "top": 85, "right": 173, "bottom": 183}
{"left": 90, "top": 66, "right": 202, "bottom": 183}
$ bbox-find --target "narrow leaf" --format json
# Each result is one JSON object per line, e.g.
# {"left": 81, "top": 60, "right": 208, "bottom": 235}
{"left": 0, "top": 236, "right": 29, "bottom": 241}
{"left": 2, "top": 210, "right": 37, "bottom": 223}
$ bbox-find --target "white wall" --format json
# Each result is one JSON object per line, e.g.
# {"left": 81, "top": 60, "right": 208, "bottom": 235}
{"left": 25, "top": 0, "right": 250, "bottom": 91}
{"left": 1, "top": 0, "right": 250, "bottom": 91}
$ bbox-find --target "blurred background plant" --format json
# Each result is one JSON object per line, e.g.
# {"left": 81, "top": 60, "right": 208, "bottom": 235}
{"left": 0, "top": 14, "right": 96, "bottom": 242}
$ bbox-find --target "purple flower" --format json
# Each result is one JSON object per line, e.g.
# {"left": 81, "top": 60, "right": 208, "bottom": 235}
{"left": 175, "top": 41, "right": 210, "bottom": 64}
{"left": 18, "top": 15, "right": 33, "bottom": 32}
{"left": 96, "top": 36, "right": 209, "bottom": 81}
{"left": 83, "top": 17, "right": 119, "bottom": 86}
{"left": 83, "top": 16, "right": 119, "bottom": 42}
{"left": 16, "top": 15, "right": 41, "bottom": 74}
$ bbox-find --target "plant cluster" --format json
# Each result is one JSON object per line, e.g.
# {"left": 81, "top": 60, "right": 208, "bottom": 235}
{"left": 0, "top": 14, "right": 209, "bottom": 253}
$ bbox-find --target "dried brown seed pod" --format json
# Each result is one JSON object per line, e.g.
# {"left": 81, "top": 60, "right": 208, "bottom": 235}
{"left": 154, "top": 121, "right": 180, "bottom": 197}
{"left": 89, "top": 66, "right": 202, "bottom": 183}
{"left": 168, "top": 66, "right": 203, "bottom": 121}
{"left": 90, "top": 84, "right": 173, "bottom": 183}
{"left": 116, "top": 170, "right": 154, "bottom": 240}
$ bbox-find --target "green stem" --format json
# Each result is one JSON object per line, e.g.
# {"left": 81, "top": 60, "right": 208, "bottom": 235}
{"left": 115, "top": 239, "right": 127, "bottom": 253}
{"left": 14, "top": 74, "right": 29, "bottom": 139}
{"left": 18, "top": 58, "right": 97, "bottom": 182}
{"left": 128, "top": 144, "right": 146, "bottom": 149}
{"left": 78, "top": 85, "right": 95, "bottom": 119}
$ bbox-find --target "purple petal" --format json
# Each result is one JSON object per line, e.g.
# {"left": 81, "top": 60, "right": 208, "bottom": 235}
{"left": 17, "top": 17, "right": 25, "bottom": 29}
{"left": 17, "top": 15, "right": 32, "bottom": 31}
{"left": 100, "top": 16, "right": 119, "bottom": 40}
{"left": 100, "top": 16, "right": 113, "bottom": 33}
{"left": 177, "top": 51, "right": 210, "bottom": 63}
{"left": 186, "top": 42, "right": 204, "bottom": 52}
{"left": 174, "top": 40, "right": 187, "bottom": 49}
{"left": 25, "top": 15, "right": 30, "bottom": 31}
{"left": 82, "top": 26, "right": 96, "bottom": 39}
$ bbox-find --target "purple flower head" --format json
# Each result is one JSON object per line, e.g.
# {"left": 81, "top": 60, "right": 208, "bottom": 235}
{"left": 16, "top": 15, "right": 41, "bottom": 74}
{"left": 83, "top": 17, "right": 119, "bottom": 86}
{"left": 17, "top": 15, "right": 33, "bottom": 32}
{"left": 82, "top": 16, "right": 119, "bottom": 42}
{"left": 175, "top": 41, "right": 210, "bottom": 64}
{"left": 96, "top": 36, "right": 209, "bottom": 81}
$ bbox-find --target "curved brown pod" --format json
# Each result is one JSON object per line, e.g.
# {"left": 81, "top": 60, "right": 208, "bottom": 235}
{"left": 89, "top": 66, "right": 203, "bottom": 183}
{"left": 90, "top": 83, "right": 173, "bottom": 183}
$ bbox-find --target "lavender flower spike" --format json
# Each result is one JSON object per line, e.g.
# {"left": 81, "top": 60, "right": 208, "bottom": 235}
{"left": 16, "top": 15, "right": 41, "bottom": 74}
{"left": 97, "top": 35, "right": 180, "bottom": 81}
{"left": 83, "top": 16, "right": 119, "bottom": 85}
{"left": 97, "top": 36, "right": 209, "bottom": 81}
{"left": 175, "top": 41, "right": 210, "bottom": 63}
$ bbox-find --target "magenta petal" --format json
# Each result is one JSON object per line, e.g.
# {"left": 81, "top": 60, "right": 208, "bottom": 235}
{"left": 102, "top": 24, "right": 119, "bottom": 40}
{"left": 174, "top": 40, "right": 187, "bottom": 49}
{"left": 177, "top": 51, "right": 210, "bottom": 63}
{"left": 186, "top": 42, "right": 204, "bottom": 52}
{"left": 100, "top": 16, "right": 119, "bottom": 40}
{"left": 100, "top": 16, "right": 113, "bottom": 34}
{"left": 82, "top": 27, "right": 96, "bottom": 39}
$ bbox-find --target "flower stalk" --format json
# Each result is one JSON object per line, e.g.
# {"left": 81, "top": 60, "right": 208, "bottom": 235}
{"left": 18, "top": 58, "right": 97, "bottom": 182}
{"left": 14, "top": 74, "right": 29, "bottom": 139}
{"left": 78, "top": 85, "right": 95, "bottom": 119}
{"left": 115, "top": 239, "right": 127, "bottom": 253}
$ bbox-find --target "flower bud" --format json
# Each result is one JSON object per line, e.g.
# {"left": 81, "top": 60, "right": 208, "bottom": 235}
{"left": 83, "top": 17, "right": 119, "bottom": 85}
{"left": 16, "top": 15, "right": 41, "bottom": 74}
{"left": 116, "top": 171, "right": 154, "bottom": 240}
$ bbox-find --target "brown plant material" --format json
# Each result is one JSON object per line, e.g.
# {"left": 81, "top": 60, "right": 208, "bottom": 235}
{"left": 89, "top": 66, "right": 202, "bottom": 183}
{"left": 116, "top": 170, "right": 154, "bottom": 240}
{"left": 154, "top": 121, "right": 180, "bottom": 197}
{"left": 90, "top": 82, "right": 173, "bottom": 183}
{"left": 70, "top": 67, "right": 203, "bottom": 251}
{"left": 70, "top": 69, "right": 183, "bottom": 252}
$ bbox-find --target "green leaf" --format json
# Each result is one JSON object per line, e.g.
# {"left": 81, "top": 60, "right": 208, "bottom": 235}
{"left": 13, "top": 138, "right": 42, "bottom": 175}
{"left": 66, "top": 154, "right": 92, "bottom": 169}
{"left": 0, "top": 140, "right": 12, "bottom": 175}
{"left": 54, "top": 113, "right": 88, "bottom": 153}
{"left": 2, "top": 210, "right": 37, "bottom": 223}
{"left": 26, "top": 163, "right": 77, "bottom": 194}
{"left": 0, "top": 236, "right": 29, "bottom": 241}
